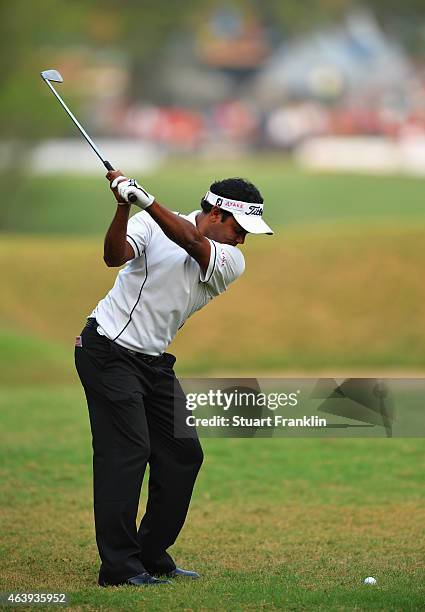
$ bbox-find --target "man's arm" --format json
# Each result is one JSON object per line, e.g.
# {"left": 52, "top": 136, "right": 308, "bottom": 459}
{"left": 103, "top": 203, "right": 135, "bottom": 267}
{"left": 146, "top": 202, "right": 211, "bottom": 274}
{"left": 106, "top": 170, "right": 211, "bottom": 274}
{"left": 103, "top": 169, "right": 140, "bottom": 267}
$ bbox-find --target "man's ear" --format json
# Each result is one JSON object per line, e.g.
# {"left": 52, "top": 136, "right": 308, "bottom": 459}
{"left": 210, "top": 206, "right": 222, "bottom": 223}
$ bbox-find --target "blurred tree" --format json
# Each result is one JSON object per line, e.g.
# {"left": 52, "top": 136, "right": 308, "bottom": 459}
{"left": 262, "top": 0, "right": 351, "bottom": 35}
{"left": 0, "top": 0, "right": 90, "bottom": 140}
{"left": 113, "top": 0, "right": 204, "bottom": 101}
{"left": 0, "top": 0, "right": 424, "bottom": 142}
{"left": 264, "top": 0, "right": 425, "bottom": 55}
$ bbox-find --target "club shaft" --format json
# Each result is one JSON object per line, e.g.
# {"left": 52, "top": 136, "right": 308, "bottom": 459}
{"left": 44, "top": 78, "right": 107, "bottom": 165}
{"left": 42, "top": 74, "right": 138, "bottom": 201}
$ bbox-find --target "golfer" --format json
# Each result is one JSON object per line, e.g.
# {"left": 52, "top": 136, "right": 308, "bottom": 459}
{"left": 75, "top": 170, "right": 273, "bottom": 587}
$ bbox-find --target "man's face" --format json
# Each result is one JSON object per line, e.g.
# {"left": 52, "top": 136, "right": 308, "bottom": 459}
{"left": 206, "top": 211, "right": 247, "bottom": 246}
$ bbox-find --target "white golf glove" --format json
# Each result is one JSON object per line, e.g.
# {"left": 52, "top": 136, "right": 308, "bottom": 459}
{"left": 111, "top": 176, "right": 155, "bottom": 209}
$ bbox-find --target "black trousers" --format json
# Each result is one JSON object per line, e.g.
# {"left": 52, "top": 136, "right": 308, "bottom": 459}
{"left": 74, "top": 319, "right": 203, "bottom": 585}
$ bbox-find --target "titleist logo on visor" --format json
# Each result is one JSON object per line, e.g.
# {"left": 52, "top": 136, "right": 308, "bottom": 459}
{"left": 204, "top": 191, "right": 264, "bottom": 216}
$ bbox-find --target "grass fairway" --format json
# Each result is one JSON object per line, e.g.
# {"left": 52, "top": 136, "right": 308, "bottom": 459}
{"left": 2, "top": 221, "right": 425, "bottom": 382}
{"left": 3, "top": 158, "right": 425, "bottom": 234}
{"left": 3, "top": 161, "right": 425, "bottom": 377}
{"left": 1, "top": 163, "right": 425, "bottom": 609}
{"left": 1, "top": 386, "right": 424, "bottom": 610}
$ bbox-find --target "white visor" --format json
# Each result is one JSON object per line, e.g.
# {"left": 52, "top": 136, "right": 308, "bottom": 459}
{"left": 204, "top": 191, "right": 274, "bottom": 235}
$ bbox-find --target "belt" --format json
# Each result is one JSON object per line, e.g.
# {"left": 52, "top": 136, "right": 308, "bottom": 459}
{"left": 86, "top": 318, "right": 164, "bottom": 364}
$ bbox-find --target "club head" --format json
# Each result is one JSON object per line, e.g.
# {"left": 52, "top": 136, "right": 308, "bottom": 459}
{"left": 40, "top": 69, "right": 63, "bottom": 83}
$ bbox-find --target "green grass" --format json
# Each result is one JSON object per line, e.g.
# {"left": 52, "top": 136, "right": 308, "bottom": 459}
{"left": 0, "top": 329, "right": 74, "bottom": 384}
{"left": 2, "top": 163, "right": 425, "bottom": 607}
{"left": 0, "top": 386, "right": 424, "bottom": 610}
{"left": 2, "top": 160, "right": 425, "bottom": 379}
{"left": 3, "top": 157, "right": 425, "bottom": 234}
{"left": 2, "top": 221, "right": 425, "bottom": 382}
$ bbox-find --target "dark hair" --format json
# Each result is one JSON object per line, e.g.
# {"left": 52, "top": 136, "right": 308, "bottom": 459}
{"left": 201, "top": 177, "right": 263, "bottom": 221}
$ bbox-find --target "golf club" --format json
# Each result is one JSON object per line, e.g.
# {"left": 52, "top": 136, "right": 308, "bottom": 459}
{"left": 40, "top": 69, "right": 137, "bottom": 202}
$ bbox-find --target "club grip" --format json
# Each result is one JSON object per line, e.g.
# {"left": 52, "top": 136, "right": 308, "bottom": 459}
{"left": 104, "top": 160, "right": 137, "bottom": 203}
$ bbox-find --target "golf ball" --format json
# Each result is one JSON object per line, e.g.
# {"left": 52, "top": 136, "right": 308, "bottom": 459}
{"left": 364, "top": 577, "right": 377, "bottom": 585}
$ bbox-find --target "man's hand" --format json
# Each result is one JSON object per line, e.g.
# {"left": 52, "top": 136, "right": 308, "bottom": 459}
{"left": 106, "top": 170, "right": 128, "bottom": 205}
{"left": 115, "top": 178, "right": 155, "bottom": 210}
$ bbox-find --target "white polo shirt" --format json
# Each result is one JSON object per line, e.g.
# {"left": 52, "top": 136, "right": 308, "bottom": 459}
{"left": 90, "top": 210, "right": 245, "bottom": 355}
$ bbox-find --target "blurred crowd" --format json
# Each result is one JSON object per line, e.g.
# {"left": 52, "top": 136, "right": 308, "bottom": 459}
{"left": 106, "top": 91, "right": 425, "bottom": 153}
{"left": 85, "top": 10, "right": 425, "bottom": 154}
{"left": 4, "top": 3, "right": 425, "bottom": 171}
